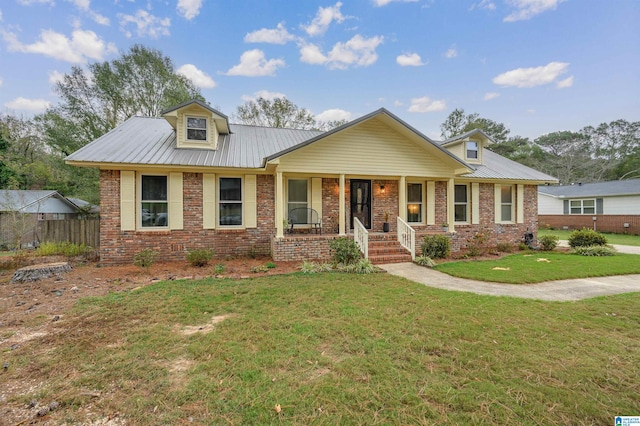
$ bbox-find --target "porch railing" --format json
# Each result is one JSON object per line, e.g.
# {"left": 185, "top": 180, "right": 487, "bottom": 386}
{"left": 353, "top": 217, "right": 369, "bottom": 259}
{"left": 397, "top": 216, "right": 416, "bottom": 260}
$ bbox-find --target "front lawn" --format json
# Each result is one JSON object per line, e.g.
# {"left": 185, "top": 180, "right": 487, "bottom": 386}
{"left": 434, "top": 252, "right": 640, "bottom": 284}
{"left": 3, "top": 273, "right": 639, "bottom": 425}
{"left": 539, "top": 228, "right": 640, "bottom": 246}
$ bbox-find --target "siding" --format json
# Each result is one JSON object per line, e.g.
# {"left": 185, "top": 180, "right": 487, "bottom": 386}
{"left": 277, "top": 118, "right": 458, "bottom": 177}
{"left": 538, "top": 193, "right": 563, "bottom": 215}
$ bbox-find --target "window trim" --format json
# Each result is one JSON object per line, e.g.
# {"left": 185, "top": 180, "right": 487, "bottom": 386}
{"left": 500, "top": 184, "right": 514, "bottom": 223}
{"left": 570, "top": 198, "right": 596, "bottom": 215}
{"left": 454, "top": 183, "right": 469, "bottom": 224}
{"left": 138, "top": 173, "right": 169, "bottom": 230}
{"left": 466, "top": 140, "right": 479, "bottom": 161}
{"left": 406, "top": 182, "right": 424, "bottom": 224}
{"left": 217, "top": 176, "right": 243, "bottom": 228}
{"left": 185, "top": 115, "right": 208, "bottom": 142}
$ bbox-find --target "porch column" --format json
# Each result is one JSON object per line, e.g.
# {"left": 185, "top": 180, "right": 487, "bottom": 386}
{"left": 276, "top": 171, "right": 284, "bottom": 238}
{"left": 447, "top": 178, "right": 455, "bottom": 233}
{"left": 339, "top": 174, "right": 346, "bottom": 235}
{"left": 398, "top": 176, "right": 406, "bottom": 222}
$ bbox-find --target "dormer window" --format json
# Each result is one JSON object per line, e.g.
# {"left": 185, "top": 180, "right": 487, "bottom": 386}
{"left": 186, "top": 116, "right": 207, "bottom": 141}
{"left": 466, "top": 141, "right": 478, "bottom": 159}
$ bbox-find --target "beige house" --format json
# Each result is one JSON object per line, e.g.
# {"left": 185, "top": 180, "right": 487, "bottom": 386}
{"left": 66, "top": 100, "right": 557, "bottom": 265}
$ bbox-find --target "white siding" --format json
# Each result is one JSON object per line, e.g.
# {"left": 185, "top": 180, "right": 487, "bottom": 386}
{"left": 601, "top": 195, "right": 640, "bottom": 214}
{"left": 538, "top": 193, "right": 564, "bottom": 215}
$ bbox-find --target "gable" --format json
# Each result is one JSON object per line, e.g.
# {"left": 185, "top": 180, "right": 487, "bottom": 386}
{"left": 273, "top": 116, "right": 469, "bottom": 177}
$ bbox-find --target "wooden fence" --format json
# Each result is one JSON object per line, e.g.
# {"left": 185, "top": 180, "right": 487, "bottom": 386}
{"left": 40, "top": 219, "right": 100, "bottom": 248}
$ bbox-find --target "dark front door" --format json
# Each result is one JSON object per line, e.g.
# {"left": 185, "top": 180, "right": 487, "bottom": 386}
{"left": 350, "top": 179, "right": 372, "bottom": 229}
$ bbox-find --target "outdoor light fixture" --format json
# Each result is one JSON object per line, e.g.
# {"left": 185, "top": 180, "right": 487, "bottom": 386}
{"left": 380, "top": 185, "right": 386, "bottom": 194}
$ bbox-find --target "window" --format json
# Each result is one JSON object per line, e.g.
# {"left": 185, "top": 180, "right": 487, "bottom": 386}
{"left": 466, "top": 141, "right": 478, "bottom": 159}
{"left": 454, "top": 184, "right": 468, "bottom": 222}
{"left": 141, "top": 175, "right": 168, "bottom": 228}
{"left": 186, "top": 116, "right": 207, "bottom": 141}
{"left": 570, "top": 199, "right": 595, "bottom": 214}
{"left": 500, "top": 185, "right": 514, "bottom": 222}
{"left": 407, "top": 183, "right": 423, "bottom": 223}
{"left": 219, "top": 177, "right": 242, "bottom": 226}
{"left": 287, "top": 179, "right": 308, "bottom": 223}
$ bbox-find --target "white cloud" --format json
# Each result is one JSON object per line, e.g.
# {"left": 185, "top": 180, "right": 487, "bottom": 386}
{"left": 177, "top": 64, "right": 216, "bottom": 89}
{"left": 301, "top": 35, "right": 383, "bottom": 70}
{"left": 394, "top": 100, "right": 403, "bottom": 107}
{"left": 303, "top": 2, "right": 345, "bottom": 36}
{"left": 504, "top": 0, "right": 565, "bottom": 22}
{"left": 444, "top": 47, "right": 457, "bottom": 59}
{"left": 4, "top": 97, "right": 51, "bottom": 111}
{"left": 177, "top": 0, "right": 203, "bottom": 20}
{"left": 245, "top": 22, "right": 295, "bottom": 44}
{"left": 373, "top": 0, "right": 418, "bottom": 5}
{"left": 241, "top": 90, "right": 287, "bottom": 102}
{"left": 2, "top": 28, "right": 117, "bottom": 64}
{"left": 484, "top": 92, "right": 500, "bottom": 100}
{"left": 0, "top": 9, "right": 3, "bottom": 21}
{"left": 64, "top": 0, "right": 110, "bottom": 25}
{"left": 48, "top": 70, "right": 65, "bottom": 85}
{"left": 225, "top": 49, "right": 285, "bottom": 77}
{"left": 17, "top": 0, "right": 54, "bottom": 4}
{"left": 0, "top": 77, "right": 3, "bottom": 87}
{"left": 469, "top": 0, "right": 496, "bottom": 10}
{"left": 527, "top": 109, "right": 536, "bottom": 114}
{"left": 396, "top": 52, "right": 424, "bottom": 66}
{"left": 556, "top": 75, "right": 573, "bottom": 88}
{"left": 493, "top": 61, "right": 569, "bottom": 88}
{"left": 118, "top": 10, "right": 171, "bottom": 38}
{"left": 408, "top": 96, "right": 446, "bottom": 113}
{"left": 316, "top": 108, "right": 352, "bottom": 122}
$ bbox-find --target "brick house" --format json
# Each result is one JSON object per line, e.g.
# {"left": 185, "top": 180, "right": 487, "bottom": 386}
{"left": 66, "top": 100, "right": 557, "bottom": 265}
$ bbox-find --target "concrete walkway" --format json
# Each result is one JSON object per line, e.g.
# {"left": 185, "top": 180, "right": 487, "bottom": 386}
{"left": 381, "top": 245, "right": 640, "bottom": 301}
{"left": 558, "top": 240, "right": 640, "bottom": 255}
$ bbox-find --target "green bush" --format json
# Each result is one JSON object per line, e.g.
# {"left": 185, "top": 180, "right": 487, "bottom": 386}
{"left": 300, "top": 261, "right": 333, "bottom": 273}
{"left": 213, "top": 264, "right": 226, "bottom": 274}
{"left": 539, "top": 234, "right": 559, "bottom": 251}
{"left": 414, "top": 255, "right": 436, "bottom": 267}
{"left": 496, "top": 242, "right": 514, "bottom": 253}
{"left": 568, "top": 228, "right": 607, "bottom": 248}
{"left": 134, "top": 248, "right": 158, "bottom": 272}
{"left": 265, "top": 261, "right": 277, "bottom": 269}
{"left": 340, "top": 258, "right": 376, "bottom": 274}
{"left": 421, "top": 234, "right": 451, "bottom": 259}
{"left": 186, "top": 248, "right": 214, "bottom": 267}
{"left": 466, "top": 228, "right": 491, "bottom": 257}
{"left": 251, "top": 265, "right": 269, "bottom": 273}
{"left": 36, "top": 241, "right": 93, "bottom": 257}
{"left": 572, "top": 246, "right": 616, "bottom": 256}
{"left": 328, "top": 237, "right": 362, "bottom": 266}
{"left": 517, "top": 242, "right": 529, "bottom": 251}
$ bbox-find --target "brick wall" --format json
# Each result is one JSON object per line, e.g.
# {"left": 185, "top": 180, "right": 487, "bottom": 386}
{"left": 539, "top": 214, "right": 640, "bottom": 235}
{"left": 99, "top": 171, "right": 274, "bottom": 265}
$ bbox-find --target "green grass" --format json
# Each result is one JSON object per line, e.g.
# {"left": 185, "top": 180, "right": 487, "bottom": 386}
{"left": 4, "top": 273, "right": 640, "bottom": 425}
{"left": 539, "top": 228, "right": 640, "bottom": 246}
{"left": 435, "top": 252, "right": 640, "bottom": 283}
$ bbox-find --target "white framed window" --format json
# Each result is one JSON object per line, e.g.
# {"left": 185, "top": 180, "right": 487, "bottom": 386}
{"left": 454, "top": 184, "right": 468, "bottom": 223}
{"left": 186, "top": 116, "right": 207, "bottom": 141}
{"left": 141, "top": 175, "right": 168, "bottom": 228}
{"left": 287, "top": 179, "right": 309, "bottom": 223}
{"left": 500, "top": 185, "right": 514, "bottom": 222}
{"left": 219, "top": 177, "right": 242, "bottom": 226}
{"left": 407, "top": 183, "right": 423, "bottom": 223}
{"left": 570, "top": 199, "right": 595, "bottom": 215}
{"left": 466, "top": 141, "right": 478, "bottom": 160}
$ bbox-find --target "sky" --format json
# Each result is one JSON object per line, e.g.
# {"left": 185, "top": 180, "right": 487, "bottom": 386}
{"left": 0, "top": 0, "right": 638, "bottom": 141}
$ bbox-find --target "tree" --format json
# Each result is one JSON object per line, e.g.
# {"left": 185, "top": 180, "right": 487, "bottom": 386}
{"left": 534, "top": 131, "right": 593, "bottom": 184}
{"left": 440, "top": 108, "right": 510, "bottom": 143}
{"left": 234, "top": 97, "right": 317, "bottom": 129}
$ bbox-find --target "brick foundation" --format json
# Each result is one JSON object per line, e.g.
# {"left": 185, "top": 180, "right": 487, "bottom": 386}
{"left": 539, "top": 214, "right": 640, "bottom": 235}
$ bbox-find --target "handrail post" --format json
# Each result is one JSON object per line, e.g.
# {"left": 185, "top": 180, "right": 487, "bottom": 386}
{"left": 353, "top": 217, "right": 369, "bottom": 259}
{"left": 397, "top": 216, "right": 416, "bottom": 260}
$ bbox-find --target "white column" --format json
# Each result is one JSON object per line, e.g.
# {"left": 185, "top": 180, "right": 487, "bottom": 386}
{"left": 447, "top": 178, "right": 455, "bottom": 233}
{"left": 276, "top": 171, "right": 284, "bottom": 238}
{"left": 399, "top": 176, "right": 406, "bottom": 221}
{"left": 339, "top": 174, "right": 346, "bottom": 235}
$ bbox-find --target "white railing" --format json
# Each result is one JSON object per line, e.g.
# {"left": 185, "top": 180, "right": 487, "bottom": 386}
{"left": 397, "top": 216, "right": 416, "bottom": 260}
{"left": 353, "top": 217, "right": 369, "bottom": 259}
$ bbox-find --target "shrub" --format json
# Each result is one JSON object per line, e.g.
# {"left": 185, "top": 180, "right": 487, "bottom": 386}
{"left": 341, "top": 258, "right": 376, "bottom": 274}
{"left": 539, "top": 234, "right": 559, "bottom": 251}
{"left": 568, "top": 228, "right": 607, "bottom": 248}
{"left": 466, "top": 228, "right": 491, "bottom": 257}
{"left": 572, "top": 246, "right": 616, "bottom": 256}
{"left": 134, "top": 248, "right": 158, "bottom": 272}
{"left": 300, "top": 261, "right": 333, "bottom": 273}
{"left": 517, "top": 242, "right": 529, "bottom": 251}
{"left": 265, "top": 261, "right": 277, "bottom": 269}
{"left": 186, "top": 248, "right": 214, "bottom": 267}
{"left": 421, "top": 234, "right": 450, "bottom": 259}
{"left": 414, "top": 255, "right": 435, "bottom": 267}
{"left": 496, "top": 242, "right": 514, "bottom": 253}
{"left": 36, "top": 241, "right": 93, "bottom": 257}
{"left": 328, "top": 237, "right": 362, "bottom": 266}
{"left": 213, "top": 264, "right": 225, "bottom": 274}
{"left": 251, "top": 265, "right": 269, "bottom": 273}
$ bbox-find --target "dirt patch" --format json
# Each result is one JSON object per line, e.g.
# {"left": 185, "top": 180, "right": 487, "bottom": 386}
{"left": 177, "top": 314, "right": 235, "bottom": 336}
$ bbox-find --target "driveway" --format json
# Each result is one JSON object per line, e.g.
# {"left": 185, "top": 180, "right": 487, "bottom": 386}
{"left": 381, "top": 245, "right": 640, "bottom": 301}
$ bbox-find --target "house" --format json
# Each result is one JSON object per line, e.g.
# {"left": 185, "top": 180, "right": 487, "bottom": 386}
{"left": 539, "top": 179, "right": 640, "bottom": 235}
{"left": 0, "top": 190, "right": 87, "bottom": 249}
{"left": 65, "top": 99, "right": 557, "bottom": 265}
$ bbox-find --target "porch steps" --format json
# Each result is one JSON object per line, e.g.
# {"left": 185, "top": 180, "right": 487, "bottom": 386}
{"left": 367, "top": 236, "right": 412, "bottom": 264}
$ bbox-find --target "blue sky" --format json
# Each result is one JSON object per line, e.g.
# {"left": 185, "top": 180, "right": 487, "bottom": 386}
{"left": 0, "top": 0, "right": 638, "bottom": 140}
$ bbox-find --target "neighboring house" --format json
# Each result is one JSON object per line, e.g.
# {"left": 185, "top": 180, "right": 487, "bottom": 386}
{"left": 539, "top": 180, "right": 640, "bottom": 235}
{"left": 0, "top": 190, "right": 85, "bottom": 248}
{"left": 66, "top": 100, "right": 557, "bottom": 265}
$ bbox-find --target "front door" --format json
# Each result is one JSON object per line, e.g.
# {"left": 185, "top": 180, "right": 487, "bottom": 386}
{"left": 350, "top": 179, "right": 372, "bottom": 229}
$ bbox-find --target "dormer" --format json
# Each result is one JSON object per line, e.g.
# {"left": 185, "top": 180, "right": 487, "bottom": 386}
{"left": 440, "top": 129, "right": 493, "bottom": 165}
{"left": 161, "top": 99, "right": 230, "bottom": 150}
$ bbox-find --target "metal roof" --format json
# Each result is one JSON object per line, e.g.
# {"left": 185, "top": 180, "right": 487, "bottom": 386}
{"left": 538, "top": 179, "right": 640, "bottom": 198}
{"left": 0, "top": 190, "right": 80, "bottom": 213}
{"left": 440, "top": 128, "right": 494, "bottom": 145}
{"left": 461, "top": 149, "right": 558, "bottom": 182}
